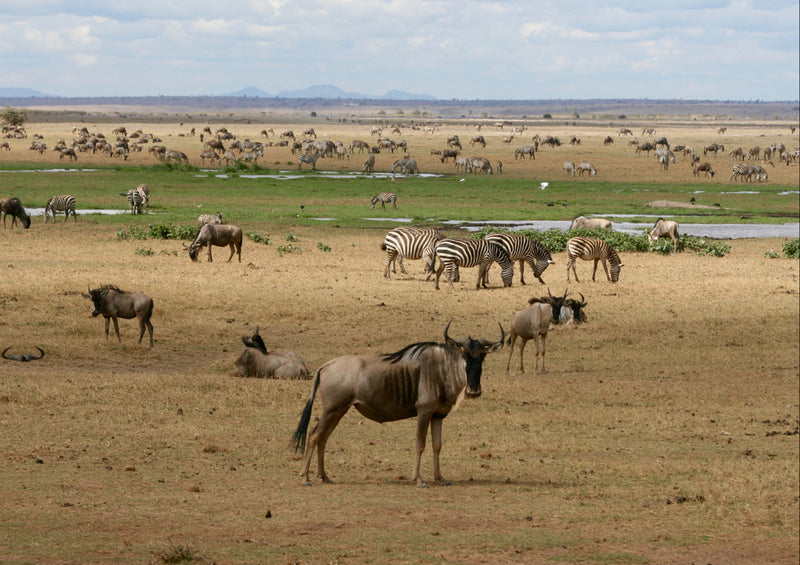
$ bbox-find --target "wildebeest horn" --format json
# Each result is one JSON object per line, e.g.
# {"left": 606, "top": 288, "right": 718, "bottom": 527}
{"left": 579, "top": 292, "right": 587, "bottom": 306}
{"left": 479, "top": 322, "right": 505, "bottom": 348}
{"left": 30, "top": 347, "right": 44, "bottom": 360}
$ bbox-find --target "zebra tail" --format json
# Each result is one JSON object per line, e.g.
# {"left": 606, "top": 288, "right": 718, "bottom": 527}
{"left": 290, "top": 368, "right": 321, "bottom": 454}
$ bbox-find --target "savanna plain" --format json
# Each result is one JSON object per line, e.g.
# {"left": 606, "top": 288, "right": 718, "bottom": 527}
{"left": 0, "top": 110, "right": 799, "bottom": 564}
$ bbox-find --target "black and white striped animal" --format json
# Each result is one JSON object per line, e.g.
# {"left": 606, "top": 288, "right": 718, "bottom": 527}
{"left": 44, "top": 194, "right": 77, "bottom": 223}
{"left": 576, "top": 161, "right": 597, "bottom": 176}
{"left": 371, "top": 192, "right": 398, "bottom": 210}
{"left": 566, "top": 237, "right": 623, "bottom": 284}
{"left": 433, "top": 238, "right": 514, "bottom": 290}
{"left": 198, "top": 211, "right": 223, "bottom": 226}
{"left": 121, "top": 188, "right": 143, "bottom": 214}
{"left": 381, "top": 227, "right": 443, "bottom": 278}
{"left": 297, "top": 152, "right": 321, "bottom": 170}
{"left": 484, "top": 233, "right": 554, "bottom": 285}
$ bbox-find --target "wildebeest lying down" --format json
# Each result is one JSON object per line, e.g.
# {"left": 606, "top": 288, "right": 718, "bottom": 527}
{"left": 83, "top": 285, "right": 154, "bottom": 348}
{"left": 185, "top": 223, "right": 243, "bottom": 262}
{"left": 234, "top": 327, "right": 309, "bottom": 379}
{"left": 2, "top": 346, "right": 44, "bottom": 362}
{"left": 291, "top": 321, "right": 505, "bottom": 486}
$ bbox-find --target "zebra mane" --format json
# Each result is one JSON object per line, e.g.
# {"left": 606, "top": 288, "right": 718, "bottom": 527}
{"left": 383, "top": 341, "right": 439, "bottom": 364}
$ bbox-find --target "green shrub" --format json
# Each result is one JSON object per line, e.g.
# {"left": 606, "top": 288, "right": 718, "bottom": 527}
{"left": 277, "top": 244, "right": 300, "bottom": 256}
{"left": 317, "top": 242, "right": 331, "bottom": 252}
{"left": 764, "top": 249, "right": 780, "bottom": 259}
{"left": 783, "top": 239, "right": 799, "bottom": 259}
{"left": 247, "top": 232, "right": 270, "bottom": 245}
{"left": 116, "top": 222, "right": 197, "bottom": 241}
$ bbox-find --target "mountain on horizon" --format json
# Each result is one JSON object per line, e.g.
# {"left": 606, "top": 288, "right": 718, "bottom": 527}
{"left": 222, "top": 86, "right": 273, "bottom": 97}
{"left": 275, "top": 84, "right": 436, "bottom": 101}
{"left": 0, "top": 87, "right": 52, "bottom": 97}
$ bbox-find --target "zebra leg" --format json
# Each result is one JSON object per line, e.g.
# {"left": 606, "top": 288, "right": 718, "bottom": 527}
{"left": 434, "top": 261, "right": 446, "bottom": 290}
{"left": 592, "top": 259, "right": 600, "bottom": 282}
{"left": 566, "top": 258, "right": 579, "bottom": 282}
{"left": 397, "top": 254, "right": 407, "bottom": 274}
{"left": 600, "top": 260, "right": 611, "bottom": 282}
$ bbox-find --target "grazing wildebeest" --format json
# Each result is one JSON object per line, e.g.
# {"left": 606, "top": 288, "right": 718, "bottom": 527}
{"left": 440, "top": 149, "right": 459, "bottom": 163}
{"left": 648, "top": 218, "right": 680, "bottom": 251}
{"left": 692, "top": 161, "right": 715, "bottom": 177}
{"left": 362, "top": 154, "right": 375, "bottom": 173}
{"left": 0, "top": 197, "right": 31, "bottom": 228}
{"left": 83, "top": 284, "right": 154, "bottom": 348}
{"left": 185, "top": 223, "right": 243, "bottom": 263}
{"left": 234, "top": 327, "right": 310, "bottom": 379}
{"left": 570, "top": 216, "right": 612, "bottom": 230}
{"left": 576, "top": 161, "right": 597, "bottom": 176}
{"left": 563, "top": 161, "right": 576, "bottom": 176}
{"left": 2, "top": 346, "right": 44, "bottom": 362}
{"left": 506, "top": 290, "right": 570, "bottom": 374}
{"left": 291, "top": 321, "right": 505, "bottom": 486}
{"left": 514, "top": 145, "right": 536, "bottom": 160}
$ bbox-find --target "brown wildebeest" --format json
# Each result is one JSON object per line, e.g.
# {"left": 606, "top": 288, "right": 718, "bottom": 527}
{"left": 570, "top": 216, "right": 612, "bottom": 230}
{"left": 648, "top": 218, "right": 680, "bottom": 251}
{"left": 83, "top": 285, "right": 154, "bottom": 348}
{"left": 506, "top": 290, "right": 569, "bottom": 374}
{"left": 184, "top": 223, "right": 242, "bottom": 262}
{"left": 0, "top": 197, "right": 31, "bottom": 228}
{"left": 291, "top": 321, "right": 505, "bottom": 486}
{"left": 234, "top": 327, "right": 309, "bottom": 379}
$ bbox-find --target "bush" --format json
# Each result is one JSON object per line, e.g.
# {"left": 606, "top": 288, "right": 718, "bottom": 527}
{"left": 783, "top": 239, "right": 799, "bottom": 259}
{"left": 247, "top": 232, "right": 270, "bottom": 245}
{"left": 116, "top": 222, "right": 197, "bottom": 241}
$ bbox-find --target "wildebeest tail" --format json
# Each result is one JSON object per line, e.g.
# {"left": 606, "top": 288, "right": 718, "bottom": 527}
{"left": 290, "top": 368, "right": 321, "bottom": 454}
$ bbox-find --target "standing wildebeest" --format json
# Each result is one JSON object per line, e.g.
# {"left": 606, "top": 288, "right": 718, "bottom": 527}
{"left": 506, "top": 290, "right": 570, "bottom": 374}
{"left": 514, "top": 145, "right": 536, "bottom": 160}
{"left": 83, "top": 284, "right": 154, "bottom": 348}
{"left": 648, "top": 219, "right": 680, "bottom": 252}
{"left": 362, "top": 154, "right": 375, "bottom": 173}
{"left": 234, "top": 327, "right": 310, "bottom": 379}
{"left": 0, "top": 197, "right": 31, "bottom": 228}
{"left": 570, "top": 216, "right": 612, "bottom": 230}
{"left": 291, "top": 321, "right": 505, "bottom": 486}
{"left": 703, "top": 143, "right": 725, "bottom": 156}
{"left": 692, "top": 161, "right": 715, "bottom": 177}
{"left": 2, "top": 346, "right": 44, "bottom": 362}
{"left": 566, "top": 237, "right": 623, "bottom": 283}
{"left": 185, "top": 223, "right": 243, "bottom": 263}
{"left": 617, "top": 128, "right": 633, "bottom": 136}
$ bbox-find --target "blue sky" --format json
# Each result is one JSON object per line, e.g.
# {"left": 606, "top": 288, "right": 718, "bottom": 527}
{"left": 1, "top": 1, "right": 797, "bottom": 100}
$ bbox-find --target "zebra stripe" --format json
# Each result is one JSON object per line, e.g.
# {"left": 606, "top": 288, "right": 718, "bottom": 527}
{"left": 44, "top": 194, "right": 77, "bottom": 223}
{"left": 198, "top": 212, "right": 223, "bottom": 226}
{"left": 566, "top": 237, "right": 623, "bottom": 283}
{"left": 434, "top": 238, "right": 514, "bottom": 290}
{"left": 730, "top": 163, "right": 754, "bottom": 182}
{"left": 371, "top": 192, "right": 398, "bottom": 210}
{"left": 125, "top": 189, "right": 143, "bottom": 214}
{"left": 484, "top": 233, "right": 554, "bottom": 285}
{"left": 297, "top": 152, "right": 321, "bottom": 170}
{"left": 381, "top": 227, "right": 443, "bottom": 278}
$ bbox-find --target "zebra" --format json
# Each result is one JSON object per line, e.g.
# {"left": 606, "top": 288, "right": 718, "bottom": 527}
{"left": 163, "top": 149, "right": 189, "bottom": 163}
{"left": 433, "top": 238, "right": 514, "bottom": 290}
{"left": 297, "top": 152, "right": 321, "bottom": 170}
{"left": 370, "top": 192, "right": 398, "bottom": 210}
{"left": 44, "top": 194, "right": 77, "bottom": 223}
{"left": 576, "top": 161, "right": 597, "bottom": 176}
{"left": 484, "top": 233, "right": 554, "bottom": 285}
{"left": 198, "top": 212, "right": 223, "bottom": 226}
{"left": 381, "top": 227, "right": 443, "bottom": 278}
{"left": 566, "top": 237, "right": 623, "bottom": 284}
{"left": 123, "top": 189, "right": 143, "bottom": 214}
{"left": 730, "top": 163, "right": 755, "bottom": 182}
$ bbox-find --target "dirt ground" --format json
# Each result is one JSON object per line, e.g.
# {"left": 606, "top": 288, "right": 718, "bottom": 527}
{"left": 0, "top": 214, "right": 798, "bottom": 563}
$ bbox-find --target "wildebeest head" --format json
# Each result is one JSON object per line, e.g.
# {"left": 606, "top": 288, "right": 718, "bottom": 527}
{"left": 242, "top": 326, "right": 268, "bottom": 354}
{"left": 529, "top": 289, "right": 569, "bottom": 324}
{"left": 564, "top": 293, "right": 588, "bottom": 324}
{"left": 2, "top": 346, "right": 44, "bottom": 362}
{"left": 443, "top": 320, "right": 505, "bottom": 398}
{"left": 84, "top": 285, "right": 108, "bottom": 317}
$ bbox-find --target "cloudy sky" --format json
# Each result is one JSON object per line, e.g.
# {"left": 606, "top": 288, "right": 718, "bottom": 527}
{"left": 1, "top": 1, "right": 798, "bottom": 100}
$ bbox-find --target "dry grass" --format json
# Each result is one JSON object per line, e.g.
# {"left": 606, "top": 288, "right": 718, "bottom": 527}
{"left": 0, "top": 213, "right": 798, "bottom": 563}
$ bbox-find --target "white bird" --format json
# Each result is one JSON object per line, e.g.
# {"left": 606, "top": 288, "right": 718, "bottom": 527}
{"left": 459, "top": 178, "right": 466, "bottom": 182}
{"left": 539, "top": 182, "right": 549, "bottom": 190}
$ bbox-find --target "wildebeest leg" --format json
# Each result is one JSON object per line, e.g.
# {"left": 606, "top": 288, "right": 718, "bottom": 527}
{"left": 518, "top": 337, "right": 529, "bottom": 373}
{"left": 303, "top": 408, "right": 348, "bottom": 484}
{"left": 207, "top": 246, "right": 213, "bottom": 262}
{"left": 104, "top": 317, "right": 111, "bottom": 341}
{"left": 430, "top": 417, "right": 446, "bottom": 484}
{"left": 538, "top": 333, "right": 547, "bottom": 373}
{"left": 112, "top": 317, "right": 122, "bottom": 342}
{"left": 413, "top": 413, "right": 433, "bottom": 486}
{"left": 227, "top": 242, "right": 236, "bottom": 262}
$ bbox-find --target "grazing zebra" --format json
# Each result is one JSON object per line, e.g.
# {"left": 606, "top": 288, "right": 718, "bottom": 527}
{"left": 381, "top": 227, "right": 443, "bottom": 278}
{"left": 730, "top": 163, "right": 755, "bottom": 182}
{"left": 566, "top": 237, "right": 623, "bottom": 284}
{"left": 434, "top": 238, "right": 514, "bottom": 290}
{"left": 198, "top": 212, "right": 223, "bottom": 226}
{"left": 135, "top": 184, "right": 150, "bottom": 211}
{"left": 122, "top": 189, "right": 143, "bottom": 214}
{"left": 297, "top": 152, "right": 321, "bottom": 170}
{"left": 576, "top": 161, "right": 597, "bottom": 176}
{"left": 484, "top": 233, "right": 554, "bottom": 285}
{"left": 370, "top": 192, "right": 398, "bottom": 210}
{"left": 44, "top": 194, "right": 77, "bottom": 223}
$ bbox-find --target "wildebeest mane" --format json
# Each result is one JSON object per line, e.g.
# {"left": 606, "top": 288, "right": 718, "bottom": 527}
{"left": 383, "top": 341, "right": 439, "bottom": 364}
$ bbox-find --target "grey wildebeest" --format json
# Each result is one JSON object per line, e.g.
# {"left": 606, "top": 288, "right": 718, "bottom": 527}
{"left": 570, "top": 216, "right": 612, "bottom": 230}
{"left": 505, "top": 290, "right": 570, "bottom": 374}
{"left": 234, "top": 327, "right": 310, "bottom": 379}
{"left": 185, "top": 223, "right": 243, "bottom": 262}
{"left": 83, "top": 284, "right": 154, "bottom": 348}
{"left": 648, "top": 218, "right": 680, "bottom": 251}
{"left": 2, "top": 346, "right": 44, "bottom": 362}
{"left": 0, "top": 197, "right": 31, "bottom": 228}
{"left": 291, "top": 321, "right": 505, "bottom": 486}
